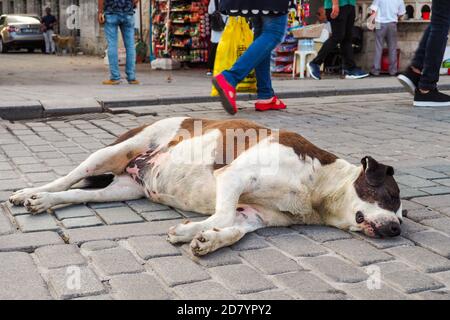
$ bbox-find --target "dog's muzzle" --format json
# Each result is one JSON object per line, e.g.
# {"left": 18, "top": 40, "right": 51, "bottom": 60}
{"left": 376, "top": 221, "right": 401, "bottom": 237}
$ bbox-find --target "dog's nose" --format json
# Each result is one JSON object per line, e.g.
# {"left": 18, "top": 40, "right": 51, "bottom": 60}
{"left": 378, "top": 221, "right": 401, "bottom": 237}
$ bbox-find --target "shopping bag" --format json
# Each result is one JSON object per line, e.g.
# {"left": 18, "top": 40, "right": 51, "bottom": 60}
{"left": 211, "top": 17, "right": 257, "bottom": 96}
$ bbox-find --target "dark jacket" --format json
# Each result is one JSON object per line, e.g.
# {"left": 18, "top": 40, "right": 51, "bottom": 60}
{"left": 220, "top": 0, "right": 293, "bottom": 16}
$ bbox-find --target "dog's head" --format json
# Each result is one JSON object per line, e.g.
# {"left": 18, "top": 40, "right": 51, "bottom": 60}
{"left": 326, "top": 156, "right": 402, "bottom": 238}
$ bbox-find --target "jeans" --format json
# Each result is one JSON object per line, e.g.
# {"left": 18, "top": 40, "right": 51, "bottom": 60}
{"left": 43, "top": 30, "right": 55, "bottom": 53}
{"left": 372, "top": 23, "right": 398, "bottom": 75}
{"left": 104, "top": 12, "right": 136, "bottom": 81}
{"left": 312, "top": 5, "right": 356, "bottom": 70}
{"left": 222, "top": 14, "right": 288, "bottom": 99}
{"left": 411, "top": 0, "right": 450, "bottom": 90}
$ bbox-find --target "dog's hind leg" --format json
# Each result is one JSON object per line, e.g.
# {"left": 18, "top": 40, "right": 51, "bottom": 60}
{"left": 189, "top": 205, "right": 266, "bottom": 256}
{"left": 23, "top": 175, "right": 144, "bottom": 214}
{"left": 9, "top": 133, "right": 149, "bottom": 206}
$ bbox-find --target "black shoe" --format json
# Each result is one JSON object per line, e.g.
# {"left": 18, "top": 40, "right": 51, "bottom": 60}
{"left": 398, "top": 67, "right": 420, "bottom": 96}
{"left": 414, "top": 89, "right": 450, "bottom": 107}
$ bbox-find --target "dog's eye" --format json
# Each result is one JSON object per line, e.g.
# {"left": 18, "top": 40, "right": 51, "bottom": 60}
{"left": 356, "top": 211, "right": 365, "bottom": 224}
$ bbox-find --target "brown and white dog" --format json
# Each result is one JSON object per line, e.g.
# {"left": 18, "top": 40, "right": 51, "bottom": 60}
{"left": 52, "top": 34, "right": 76, "bottom": 56}
{"left": 9, "top": 117, "right": 403, "bottom": 256}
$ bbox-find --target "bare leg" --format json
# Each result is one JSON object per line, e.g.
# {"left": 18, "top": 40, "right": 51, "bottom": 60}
{"left": 24, "top": 175, "right": 144, "bottom": 214}
{"left": 190, "top": 205, "right": 266, "bottom": 256}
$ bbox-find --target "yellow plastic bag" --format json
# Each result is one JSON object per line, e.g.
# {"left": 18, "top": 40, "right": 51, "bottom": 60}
{"left": 211, "top": 17, "right": 257, "bottom": 96}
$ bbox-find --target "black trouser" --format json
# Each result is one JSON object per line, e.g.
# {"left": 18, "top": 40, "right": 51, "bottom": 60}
{"left": 411, "top": 0, "right": 450, "bottom": 90}
{"left": 208, "top": 42, "right": 219, "bottom": 71}
{"left": 312, "top": 4, "right": 356, "bottom": 70}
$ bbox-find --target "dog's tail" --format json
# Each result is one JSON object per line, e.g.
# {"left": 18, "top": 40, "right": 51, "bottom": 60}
{"left": 72, "top": 174, "right": 115, "bottom": 189}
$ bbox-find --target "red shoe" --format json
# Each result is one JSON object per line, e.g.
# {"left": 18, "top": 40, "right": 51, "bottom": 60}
{"left": 212, "top": 74, "right": 237, "bottom": 115}
{"left": 255, "top": 96, "right": 287, "bottom": 112}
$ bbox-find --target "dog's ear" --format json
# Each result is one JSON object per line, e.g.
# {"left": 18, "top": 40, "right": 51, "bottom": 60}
{"left": 361, "top": 156, "right": 394, "bottom": 187}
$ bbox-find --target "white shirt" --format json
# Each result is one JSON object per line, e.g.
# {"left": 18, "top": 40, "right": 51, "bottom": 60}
{"left": 208, "top": 0, "right": 228, "bottom": 43}
{"left": 370, "top": 0, "right": 406, "bottom": 24}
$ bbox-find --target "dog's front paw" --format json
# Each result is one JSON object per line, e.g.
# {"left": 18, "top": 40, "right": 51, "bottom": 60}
{"left": 9, "top": 188, "right": 38, "bottom": 206}
{"left": 24, "top": 192, "right": 54, "bottom": 215}
{"left": 190, "top": 230, "right": 220, "bottom": 256}
{"left": 167, "top": 221, "right": 198, "bottom": 244}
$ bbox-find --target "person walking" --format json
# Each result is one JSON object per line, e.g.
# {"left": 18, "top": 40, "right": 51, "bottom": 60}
{"left": 370, "top": 0, "right": 405, "bottom": 76}
{"left": 207, "top": 0, "right": 227, "bottom": 76}
{"left": 307, "top": 0, "right": 369, "bottom": 80}
{"left": 98, "top": 0, "right": 140, "bottom": 85}
{"left": 212, "top": 0, "right": 291, "bottom": 115}
{"left": 41, "top": 7, "right": 57, "bottom": 55}
{"left": 397, "top": 0, "right": 450, "bottom": 107}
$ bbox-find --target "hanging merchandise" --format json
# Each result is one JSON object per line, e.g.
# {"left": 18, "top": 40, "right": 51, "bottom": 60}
{"left": 151, "top": 0, "right": 210, "bottom": 65}
{"left": 211, "top": 17, "right": 257, "bottom": 96}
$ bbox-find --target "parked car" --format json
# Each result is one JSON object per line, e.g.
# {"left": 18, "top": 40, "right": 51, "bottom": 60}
{"left": 0, "top": 14, "right": 45, "bottom": 53}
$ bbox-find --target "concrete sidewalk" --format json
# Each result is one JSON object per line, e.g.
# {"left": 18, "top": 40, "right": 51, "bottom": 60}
{"left": 1, "top": 93, "right": 450, "bottom": 299}
{"left": 3, "top": 53, "right": 450, "bottom": 120}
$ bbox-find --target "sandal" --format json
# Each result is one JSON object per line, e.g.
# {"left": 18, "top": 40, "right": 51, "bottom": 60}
{"left": 212, "top": 74, "right": 237, "bottom": 115}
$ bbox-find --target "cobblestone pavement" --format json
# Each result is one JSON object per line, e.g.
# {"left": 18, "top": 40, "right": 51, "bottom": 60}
{"left": 2, "top": 93, "right": 450, "bottom": 300}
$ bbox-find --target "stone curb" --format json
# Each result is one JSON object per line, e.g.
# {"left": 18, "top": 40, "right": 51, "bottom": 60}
{"left": 3, "top": 84, "right": 450, "bottom": 121}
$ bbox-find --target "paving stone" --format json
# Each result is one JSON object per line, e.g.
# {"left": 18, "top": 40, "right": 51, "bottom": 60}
{"left": 406, "top": 208, "right": 442, "bottom": 222}
{"left": 141, "top": 210, "right": 181, "bottom": 221}
{"left": 412, "top": 194, "right": 450, "bottom": 208}
{"left": 240, "top": 248, "right": 302, "bottom": 275}
{"left": 230, "top": 233, "right": 269, "bottom": 251}
{"left": 416, "top": 290, "right": 450, "bottom": 300}
{"left": 293, "top": 225, "right": 352, "bottom": 242}
{"left": 175, "top": 281, "right": 235, "bottom": 300}
{"left": 66, "top": 220, "right": 181, "bottom": 244}
{"left": 401, "top": 218, "right": 429, "bottom": 236}
{"left": 399, "top": 167, "right": 448, "bottom": 179}
{"left": 355, "top": 234, "right": 414, "bottom": 249}
{"left": 343, "top": 282, "right": 408, "bottom": 300}
{"left": 182, "top": 245, "right": 242, "bottom": 267}
{"left": 0, "top": 170, "right": 19, "bottom": 179}
{"left": 54, "top": 205, "right": 95, "bottom": 220}
{"left": 89, "top": 202, "right": 125, "bottom": 209}
{"left": 256, "top": 227, "right": 296, "bottom": 237}
{"left": 0, "top": 179, "right": 28, "bottom": 191}
{"left": 47, "top": 266, "right": 106, "bottom": 299}
{"left": 268, "top": 234, "right": 328, "bottom": 257}
{"left": 210, "top": 264, "right": 275, "bottom": 294}
{"left": 109, "top": 273, "right": 171, "bottom": 300}
{"left": 396, "top": 175, "right": 437, "bottom": 188}
{"left": 80, "top": 240, "right": 118, "bottom": 253}
{"left": 399, "top": 187, "right": 428, "bottom": 199}
{"left": 126, "top": 199, "right": 170, "bottom": 213}
{"left": 242, "top": 290, "right": 293, "bottom": 300}
{"left": 35, "top": 244, "right": 86, "bottom": 269}
{"left": 95, "top": 207, "right": 144, "bottom": 225}
{"left": 128, "top": 235, "right": 181, "bottom": 259}
{"left": 73, "top": 294, "right": 113, "bottom": 300}
{"left": 174, "top": 208, "right": 204, "bottom": 218}
{"left": 0, "top": 252, "right": 52, "bottom": 300}
{"left": 26, "top": 172, "right": 57, "bottom": 183}
{"left": 90, "top": 247, "right": 144, "bottom": 276}
{"left": 301, "top": 255, "right": 369, "bottom": 283}
{"left": 148, "top": 255, "right": 210, "bottom": 287}
{"left": 387, "top": 246, "right": 450, "bottom": 273}
{"left": 275, "top": 271, "right": 347, "bottom": 300}
{"left": 0, "top": 231, "right": 63, "bottom": 252}
{"left": 383, "top": 270, "right": 444, "bottom": 294}
{"left": 15, "top": 214, "right": 59, "bottom": 232}
{"left": 61, "top": 216, "right": 103, "bottom": 229}
{"left": 420, "top": 186, "right": 450, "bottom": 196}
{"left": 421, "top": 217, "right": 450, "bottom": 235}
{"left": 406, "top": 231, "right": 450, "bottom": 258}
{"left": 0, "top": 210, "right": 13, "bottom": 235}
{"left": 325, "top": 239, "right": 393, "bottom": 266}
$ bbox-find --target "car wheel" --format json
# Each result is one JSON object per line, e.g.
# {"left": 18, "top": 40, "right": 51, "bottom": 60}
{"left": 0, "top": 38, "right": 8, "bottom": 53}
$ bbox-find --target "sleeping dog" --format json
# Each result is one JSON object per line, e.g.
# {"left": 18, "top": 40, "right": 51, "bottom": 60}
{"left": 9, "top": 117, "right": 403, "bottom": 256}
